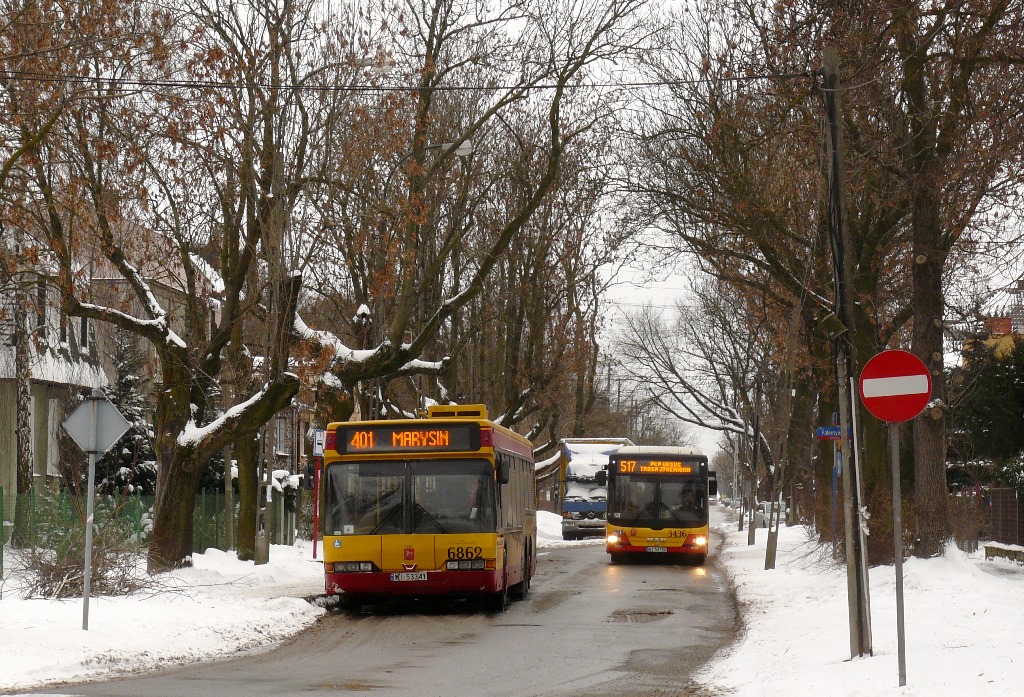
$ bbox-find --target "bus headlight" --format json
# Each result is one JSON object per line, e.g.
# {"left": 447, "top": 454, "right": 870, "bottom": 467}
{"left": 692, "top": 536, "right": 708, "bottom": 548}
{"left": 446, "top": 559, "right": 486, "bottom": 571}
{"left": 607, "top": 531, "right": 624, "bottom": 545}
{"left": 330, "top": 561, "right": 375, "bottom": 573}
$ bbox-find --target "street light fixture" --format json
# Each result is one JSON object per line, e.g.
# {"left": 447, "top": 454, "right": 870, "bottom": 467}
{"left": 438, "top": 141, "right": 474, "bottom": 157}
{"left": 383, "top": 140, "right": 474, "bottom": 199}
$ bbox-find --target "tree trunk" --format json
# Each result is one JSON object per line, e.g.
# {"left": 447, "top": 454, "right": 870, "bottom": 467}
{"left": 148, "top": 449, "right": 202, "bottom": 571}
{"left": 12, "top": 273, "right": 34, "bottom": 548}
{"left": 235, "top": 433, "right": 259, "bottom": 561}
{"left": 911, "top": 171, "right": 950, "bottom": 557}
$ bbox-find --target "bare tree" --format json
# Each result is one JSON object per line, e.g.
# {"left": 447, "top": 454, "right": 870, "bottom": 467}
{"left": 741, "top": 0, "right": 1024, "bottom": 557}
{"left": 13, "top": 1, "right": 307, "bottom": 573}
{"left": 297, "top": 0, "right": 656, "bottom": 429}
{"left": 1, "top": 0, "right": 136, "bottom": 546}
{"left": 614, "top": 279, "right": 779, "bottom": 491}
{"left": 621, "top": 1, "right": 921, "bottom": 561}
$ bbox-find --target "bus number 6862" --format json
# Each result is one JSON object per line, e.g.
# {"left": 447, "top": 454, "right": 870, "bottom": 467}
{"left": 447, "top": 546, "right": 483, "bottom": 560}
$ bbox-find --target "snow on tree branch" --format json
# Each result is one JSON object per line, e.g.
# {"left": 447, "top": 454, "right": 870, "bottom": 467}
{"left": 177, "top": 373, "right": 300, "bottom": 457}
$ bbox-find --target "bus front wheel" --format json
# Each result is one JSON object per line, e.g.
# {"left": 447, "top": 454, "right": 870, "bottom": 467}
{"left": 485, "top": 551, "right": 509, "bottom": 612}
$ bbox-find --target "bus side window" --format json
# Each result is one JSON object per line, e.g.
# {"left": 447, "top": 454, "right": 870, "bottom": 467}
{"left": 514, "top": 458, "right": 523, "bottom": 526}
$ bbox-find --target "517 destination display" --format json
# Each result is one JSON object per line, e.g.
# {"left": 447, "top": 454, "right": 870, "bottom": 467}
{"left": 614, "top": 459, "right": 694, "bottom": 475}
{"left": 336, "top": 423, "right": 480, "bottom": 454}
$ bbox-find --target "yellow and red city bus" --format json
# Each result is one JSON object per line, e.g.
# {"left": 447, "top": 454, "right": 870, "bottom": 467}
{"left": 320, "top": 404, "right": 536, "bottom": 611}
{"left": 597, "top": 446, "right": 717, "bottom": 565}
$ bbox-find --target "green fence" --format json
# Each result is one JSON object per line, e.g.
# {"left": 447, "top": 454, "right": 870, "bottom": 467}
{"left": 1, "top": 486, "right": 5, "bottom": 576}
{"left": 0, "top": 487, "right": 312, "bottom": 566}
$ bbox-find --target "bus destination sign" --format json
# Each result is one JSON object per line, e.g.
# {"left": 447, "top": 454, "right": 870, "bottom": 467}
{"left": 337, "top": 423, "right": 480, "bottom": 454}
{"left": 615, "top": 459, "right": 694, "bottom": 475}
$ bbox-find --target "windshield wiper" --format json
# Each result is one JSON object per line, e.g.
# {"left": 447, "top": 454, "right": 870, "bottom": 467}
{"left": 370, "top": 505, "right": 402, "bottom": 534}
{"left": 414, "top": 503, "right": 448, "bottom": 534}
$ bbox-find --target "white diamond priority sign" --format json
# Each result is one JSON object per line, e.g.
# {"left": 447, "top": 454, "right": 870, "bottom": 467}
{"left": 63, "top": 392, "right": 130, "bottom": 454}
{"left": 62, "top": 389, "right": 132, "bottom": 631}
{"left": 858, "top": 349, "right": 932, "bottom": 423}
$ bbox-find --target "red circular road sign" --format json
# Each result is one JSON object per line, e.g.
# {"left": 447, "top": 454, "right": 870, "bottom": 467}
{"left": 858, "top": 350, "right": 933, "bottom": 423}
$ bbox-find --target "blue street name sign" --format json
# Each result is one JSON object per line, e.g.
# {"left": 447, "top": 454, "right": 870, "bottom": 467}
{"left": 816, "top": 426, "right": 842, "bottom": 440}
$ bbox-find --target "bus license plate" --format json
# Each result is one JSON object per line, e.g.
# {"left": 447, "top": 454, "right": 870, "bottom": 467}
{"left": 391, "top": 572, "right": 428, "bottom": 582}
{"left": 648, "top": 546, "right": 668, "bottom": 553}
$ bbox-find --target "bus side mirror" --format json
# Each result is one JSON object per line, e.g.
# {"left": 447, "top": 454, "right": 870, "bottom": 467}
{"left": 498, "top": 460, "right": 510, "bottom": 484}
{"left": 595, "top": 470, "right": 607, "bottom": 487}
{"left": 708, "top": 473, "right": 718, "bottom": 497}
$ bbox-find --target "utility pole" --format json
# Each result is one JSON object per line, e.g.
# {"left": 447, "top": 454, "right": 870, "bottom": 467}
{"left": 822, "top": 48, "right": 872, "bottom": 658}
{"left": 747, "top": 380, "right": 761, "bottom": 546}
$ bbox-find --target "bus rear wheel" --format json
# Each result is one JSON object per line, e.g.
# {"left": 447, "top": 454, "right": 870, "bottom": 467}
{"left": 510, "top": 549, "right": 530, "bottom": 600}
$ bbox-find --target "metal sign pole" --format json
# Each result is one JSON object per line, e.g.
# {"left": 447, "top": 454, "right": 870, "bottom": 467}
{"left": 890, "top": 424, "right": 907, "bottom": 686}
{"left": 832, "top": 412, "right": 839, "bottom": 559}
{"left": 83, "top": 449, "right": 97, "bottom": 630}
{"left": 83, "top": 394, "right": 98, "bottom": 631}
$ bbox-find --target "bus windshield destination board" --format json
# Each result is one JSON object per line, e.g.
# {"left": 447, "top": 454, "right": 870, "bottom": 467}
{"left": 615, "top": 459, "right": 694, "bottom": 475}
{"left": 336, "top": 423, "right": 481, "bottom": 454}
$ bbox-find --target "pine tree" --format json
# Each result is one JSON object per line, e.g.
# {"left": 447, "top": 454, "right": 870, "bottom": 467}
{"left": 100, "top": 328, "right": 157, "bottom": 494}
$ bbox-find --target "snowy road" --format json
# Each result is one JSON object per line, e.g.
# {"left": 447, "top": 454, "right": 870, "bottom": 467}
{"left": 26, "top": 542, "right": 738, "bottom": 697}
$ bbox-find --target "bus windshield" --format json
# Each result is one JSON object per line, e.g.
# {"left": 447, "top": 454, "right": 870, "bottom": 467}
{"left": 325, "top": 459, "right": 497, "bottom": 535}
{"left": 608, "top": 475, "right": 707, "bottom": 527}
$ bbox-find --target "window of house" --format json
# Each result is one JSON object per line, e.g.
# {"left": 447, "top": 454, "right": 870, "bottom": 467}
{"left": 36, "top": 280, "right": 46, "bottom": 335}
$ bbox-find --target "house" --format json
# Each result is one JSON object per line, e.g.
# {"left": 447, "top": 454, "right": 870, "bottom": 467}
{"left": 976, "top": 278, "right": 1024, "bottom": 357}
{"left": 2, "top": 231, "right": 313, "bottom": 543}
{"left": 0, "top": 273, "right": 106, "bottom": 540}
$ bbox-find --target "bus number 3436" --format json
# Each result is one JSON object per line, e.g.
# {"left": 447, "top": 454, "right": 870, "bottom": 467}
{"left": 447, "top": 546, "right": 483, "bottom": 560}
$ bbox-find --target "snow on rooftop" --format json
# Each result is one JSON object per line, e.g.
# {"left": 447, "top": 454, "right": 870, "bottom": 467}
{"left": 0, "top": 346, "right": 107, "bottom": 388}
{"left": 563, "top": 439, "right": 630, "bottom": 479}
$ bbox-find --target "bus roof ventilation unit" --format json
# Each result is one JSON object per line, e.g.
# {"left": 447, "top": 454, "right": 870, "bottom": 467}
{"left": 427, "top": 404, "right": 489, "bottom": 419}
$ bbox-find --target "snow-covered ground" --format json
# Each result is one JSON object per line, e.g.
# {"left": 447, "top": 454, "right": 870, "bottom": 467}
{"left": 1, "top": 507, "right": 1022, "bottom": 695}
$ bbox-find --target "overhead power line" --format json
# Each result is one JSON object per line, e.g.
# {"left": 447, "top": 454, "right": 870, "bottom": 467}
{"left": 0, "top": 68, "right": 814, "bottom": 96}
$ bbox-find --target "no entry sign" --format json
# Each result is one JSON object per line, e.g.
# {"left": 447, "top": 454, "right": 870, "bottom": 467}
{"left": 858, "top": 350, "right": 932, "bottom": 423}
